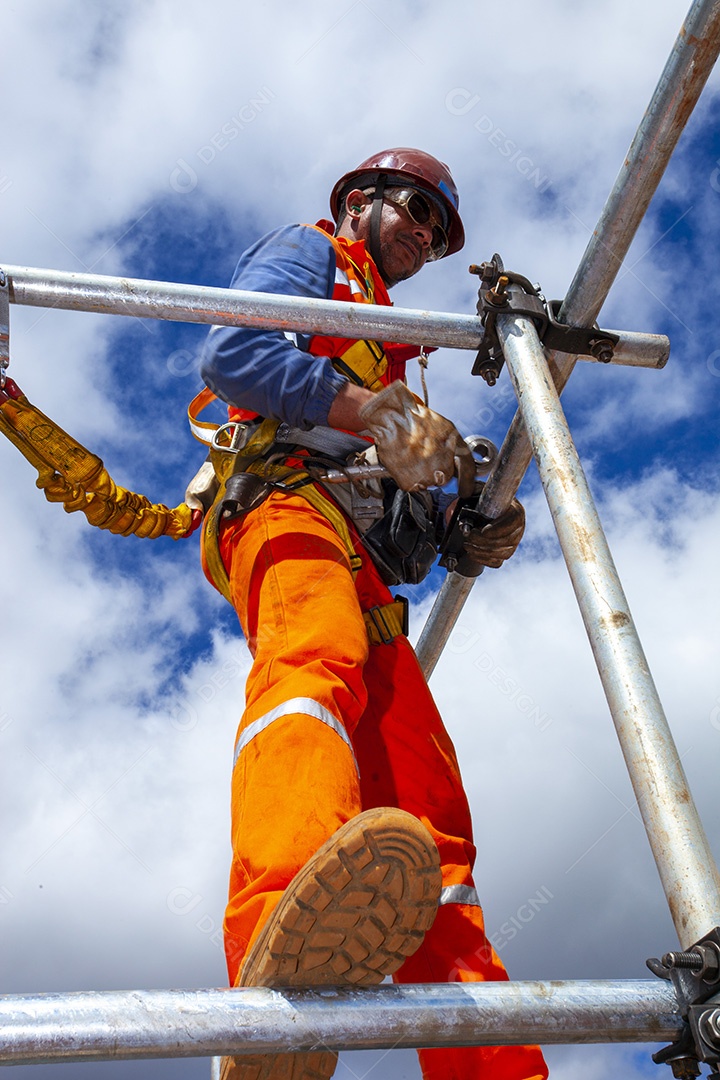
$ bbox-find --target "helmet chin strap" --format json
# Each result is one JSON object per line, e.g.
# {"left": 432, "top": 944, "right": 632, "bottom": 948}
{"left": 368, "top": 173, "right": 388, "bottom": 283}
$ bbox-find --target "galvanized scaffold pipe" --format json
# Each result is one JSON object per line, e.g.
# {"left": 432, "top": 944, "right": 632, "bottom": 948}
{"left": 1, "top": 263, "right": 666, "bottom": 367}
{"left": 0, "top": 981, "right": 681, "bottom": 1065}
{"left": 416, "top": 0, "right": 720, "bottom": 676}
{"left": 496, "top": 309, "right": 720, "bottom": 947}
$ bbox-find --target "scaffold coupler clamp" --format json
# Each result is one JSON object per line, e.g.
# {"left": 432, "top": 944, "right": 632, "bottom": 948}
{"left": 468, "top": 253, "right": 619, "bottom": 386}
{"left": 0, "top": 268, "right": 9, "bottom": 390}
{"left": 647, "top": 926, "right": 720, "bottom": 1078}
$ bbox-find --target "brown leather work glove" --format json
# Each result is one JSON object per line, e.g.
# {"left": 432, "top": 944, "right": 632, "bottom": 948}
{"left": 359, "top": 381, "right": 476, "bottom": 498}
{"left": 462, "top": 496, "right": 526, "bottom": 569}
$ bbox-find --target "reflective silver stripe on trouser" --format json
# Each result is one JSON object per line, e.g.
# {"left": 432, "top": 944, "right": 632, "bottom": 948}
{"left": 233, "top": 696, "right": 359, "bottom": 774}
{"left": 439, "top": 884, "right": 482, "bottom": 907}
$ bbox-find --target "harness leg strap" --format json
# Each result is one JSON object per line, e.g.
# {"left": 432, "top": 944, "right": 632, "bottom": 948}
{"left": 363, "top": 595, "right": 409, "bottom": 646}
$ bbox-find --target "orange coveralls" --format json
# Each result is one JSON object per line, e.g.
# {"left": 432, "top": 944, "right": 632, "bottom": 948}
{"left": 203, "top": 226, "right": 549, "bottom": 1080}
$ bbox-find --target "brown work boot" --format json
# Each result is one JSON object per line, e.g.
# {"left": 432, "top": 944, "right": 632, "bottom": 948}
{"left": 219, "top": 806, "right": 442, "bottom": 1080}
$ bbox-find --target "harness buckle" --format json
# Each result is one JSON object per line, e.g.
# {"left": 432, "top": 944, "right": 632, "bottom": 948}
{"left": 364, "top": 595, "right": 409, "bottom": 645}
{"left": 211, "top": 420, "right": 255, "bottom": 454}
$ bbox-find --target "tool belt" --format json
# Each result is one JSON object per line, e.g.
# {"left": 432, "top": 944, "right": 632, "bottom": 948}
{"left": 362, "top": 485, "right": 440, "bottom": 587}
{"left": 190, "top": 377, "right": 440, "bottom": 644}
{"left": 195, "top": 401, "right": 441, "bottom": 576}
{"left": 196, "top": 412, "right": 368, "bottom": 601}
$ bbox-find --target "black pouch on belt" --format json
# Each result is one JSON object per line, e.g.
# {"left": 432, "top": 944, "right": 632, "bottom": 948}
{"left": 221, "top": 471, "right": 272, "bottom": 520}
{"left": 362, "top": 485, "right": 439, "bottom": 586}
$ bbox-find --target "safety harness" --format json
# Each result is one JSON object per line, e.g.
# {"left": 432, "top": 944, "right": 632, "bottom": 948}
{"left": 194, "top": 227, "right": 415, "bottom": 644}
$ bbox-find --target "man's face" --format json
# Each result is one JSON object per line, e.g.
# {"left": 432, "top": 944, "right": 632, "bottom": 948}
{"left": 342, "top": 187, "right": 445, "bottom": 288}
{"left": 376, "top": 199, "right": 433, "bottom": 286}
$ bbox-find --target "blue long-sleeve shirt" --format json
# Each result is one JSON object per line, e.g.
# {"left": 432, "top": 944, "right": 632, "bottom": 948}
{"left": 200, "top": 224, "right": 349, "bottom": 430}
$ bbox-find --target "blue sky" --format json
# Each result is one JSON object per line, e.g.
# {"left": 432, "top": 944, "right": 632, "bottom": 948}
{"left": 1, "top": 1, "right": 720, "bottom": 1078}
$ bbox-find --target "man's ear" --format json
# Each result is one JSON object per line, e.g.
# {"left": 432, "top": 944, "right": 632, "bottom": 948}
{"left": 344, "top": 189, "right": 370, "bottom": 218}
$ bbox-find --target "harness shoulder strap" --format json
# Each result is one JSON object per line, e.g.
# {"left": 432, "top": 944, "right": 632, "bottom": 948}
{"left": 188, "top": 386, "right": 220, "bottom": 445}
{"left": 306, "top": 228, "right": 389, "bottom": 392}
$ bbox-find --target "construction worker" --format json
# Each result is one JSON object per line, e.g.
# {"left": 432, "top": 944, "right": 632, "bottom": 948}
{"left": 197, "top": 149, "right": 548, "bottom": 1080}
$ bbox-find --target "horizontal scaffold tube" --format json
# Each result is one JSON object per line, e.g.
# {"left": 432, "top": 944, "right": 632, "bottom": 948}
{"left": 2, "top": 263, "right": 667, "bottom": 367}
{"left": 0, "top": 981, "right": 681, "bottom": 1065}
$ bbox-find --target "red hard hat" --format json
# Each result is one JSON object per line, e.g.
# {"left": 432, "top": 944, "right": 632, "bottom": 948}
{"left": 330, "top": 147, "right": 465, "bottom": 257}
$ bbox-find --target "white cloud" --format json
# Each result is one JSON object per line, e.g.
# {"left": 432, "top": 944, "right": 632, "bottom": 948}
{"left": 1, "top": 1, "right": 719, "bottom": 1077}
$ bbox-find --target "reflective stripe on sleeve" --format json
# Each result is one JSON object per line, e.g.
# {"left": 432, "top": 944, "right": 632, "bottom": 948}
{"left": 439, "top": 884, "right": 482, "bottom": 907}
{"left": 233, "top": 696, "right": 358, "bottom": 773}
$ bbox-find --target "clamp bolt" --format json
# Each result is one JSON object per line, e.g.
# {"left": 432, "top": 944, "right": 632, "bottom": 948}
{"left": 670, "top": 1058, "right": 701, "bottom": 1080}
{"left": 469, "top": 261, "right": 499, "bottom": 283}
{"left": 663, "top": 951, "right": 704, "bottom": 971}
{"left": 700, "top": 1008, "right": 720, "bottom": 1050}
{"left": 469, "top": 253, "right": 504, "bottom": 283}
{"left": 663, "top": 944, "right": 720, "bottom": 980}
{"left": 480, "top": 364, "right": 500, "bottom": 387}
{"left": 588, "top": 336, "right": 614, "bottom": 363}
{"left": 486, "top": 275, "right": 511, "bottom": 307}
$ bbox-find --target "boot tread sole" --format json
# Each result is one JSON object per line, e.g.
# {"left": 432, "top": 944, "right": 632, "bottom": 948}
{"left": 220, "top": 808, "right": 440, "bottom": 1080}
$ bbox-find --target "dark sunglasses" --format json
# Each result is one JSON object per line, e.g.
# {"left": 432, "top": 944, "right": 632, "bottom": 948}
{"left": 367, "top": 187, "right": 449, "bottom": 260}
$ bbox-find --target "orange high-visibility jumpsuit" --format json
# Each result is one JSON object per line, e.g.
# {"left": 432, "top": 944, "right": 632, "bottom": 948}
{"left": 214, "top": 492, "right": 547, "bottom": 1080}
{"left": 203, "top": 223, "right": 548, "bottom": 1079}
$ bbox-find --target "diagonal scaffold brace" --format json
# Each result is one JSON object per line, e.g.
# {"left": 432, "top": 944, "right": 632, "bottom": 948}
{"left": 416, "top": 0, "right": 720, "bottom": 677}
{"left": 414, "top": 0, "right": 720, "bottom": 1072}
{"left": 0, "top": 0, "right": 719, "bottom": 1072}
